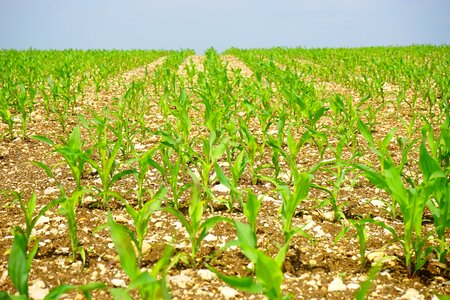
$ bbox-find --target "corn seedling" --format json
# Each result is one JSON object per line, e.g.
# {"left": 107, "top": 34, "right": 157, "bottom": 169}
{"left": 355, "top": 120, "right": 436, "bottom": 276}
{"left": 80, "top": 110, "right": 136, "bottom": 208}
{"left": 117, "top": 186, "right": 166, "bottom": 267}
{"left": 32, "top": 161, "right": 87, "bottom": 262}
{"left": 0, "top": 88, "right": 14, "bottom": 139}
{"left": 209, "top": 221, "right": 291, "bottom": 300}
{"left": 2, "top": 191, "right": 63, "bottom": 247}
{"left": 164, "top": 173, "right": 231, "bottom": 267}
{"left": 420, "top": 123, "right": 450, "bottom": 262}
{"left": 108, "top": 213, "right": 173, "bottom": 299}
{"left": 33, "top": 125, "right": 90, "bottom": 194}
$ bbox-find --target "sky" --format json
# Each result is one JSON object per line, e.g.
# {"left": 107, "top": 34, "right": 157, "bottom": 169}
{"left": 0, "top": 0, "right": 449, "bottom": 54}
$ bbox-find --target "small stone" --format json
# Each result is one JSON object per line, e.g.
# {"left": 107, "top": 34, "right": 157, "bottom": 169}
{"left": 219, "top": 286, "right": 239, "bottom": 299}
{"left": 306, "top": 280, "right": 319, "bottom": 290}
{"left": 173, "top": 221, "right": 182, "bottom": 229}
{"left": 59, "top": 247, "right": 70, "bottom": 254}
{"left": 169, "top": 274, "right": 192, "bottom": 289}
{"left": 279, "top": 172, "right": 290, "bottom": 181}
{"left": 111, "top": 278, "right": 127, "bottom": 287}
{"left": 204, "top": 234, "right": 217, "bottom": 242}
{"left": 321, "top": 211, "right": 335, "bottom": 221}
{"left": 347, "top": 283, "right": 360, "bottom": 290}
{"left": 29, "top": 280, "right": 49, "bottom": 300}
{"left": 44, "top": 186, "right": 59, "bottom": 195}
{"left": 142, "top": 241, "right": 151, "bottom": 255}
{"left": 35, "top": 216, "right": 50, "bottom": 226}
{"left": 162, "top": 235, "right": 172, "bottom": 242}
{"left": 197, "top": 269, "right": 216, "bottom": 281}
{"left": 367, "top": 251, "right": 387, "bottom": 263}
{"left": 134, "top": 143, "right": 145, "bottom": 151}
{"left": 312, "top": 225, "right": 325, "bottom": 237}
{"left": 370, "top": 199, "right": 386, "bottom": 207}
{"left": 380, "top": 271, "right": 392, "bottom": 280}
{"left": 83, "top": 196, "right": 95, "bottom": 204}
{"left": 91, "top": 271, "right": 98, "bottom": 280}
{"left": 74, "top": 294, "right": 84, "bottom": 300}
{"left": 302, "top": 220, "right": 316, "bottom": 231}
{"left": 328, "top": 277, "right": 347, "bottom": 292}
{"left": 211, "top": 183, "right": 230, "bottom": 193}
{"left": 114, "top": 215, "right": 128, "bottom": 223}
{"left": 0, "top": 270, "right": 8, "bottom": 285}
{"left": 400, "top": 288, "right": 424, "bottom": 300}
{"left": 299, "top": 273, "right": 309, "bottom": 280}
{"left": 98, "top": 263, "right": 107, "bottom": 275}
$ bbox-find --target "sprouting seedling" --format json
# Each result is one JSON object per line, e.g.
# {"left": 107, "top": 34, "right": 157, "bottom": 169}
{"left": 2, "top": 191, "right": 63, "bottom": 247}
{"left": 33, "top": 125, "right": 90, "bottom": 194}
{"left": 187, "top": 131, "right": 228, "bottom": 202}
{"left": 108, "top": 213, "right": 173, "bottom": 299}
{"left": 18, "top": 84, "right": 36, "bottom": 138}
{"left": 164, "top": 171, "right": 231, "bottom": 267}
{"left": 6, "top": 226, "right": 39, "bottom": 298}
{"left": 214, "top": 148, "right": 248, "bottom": 210}
{"left": 243, "top": 190, "right": 262, "bottom": 235}
{"left": 0, "top": 88, "right": 14, "bottom": 140}
{"left": 79, "top": 110, "right": 136, "bottom": 208}
{"left": 156, "top": 130, "right": 191, "bottom": 209}
{"left": 117, "top": 186, "right": 166, "bottom": 267}
{"left": 335, "top": 217, "right": 397, "bottom": 270}
{"left": 353, "top": 256, "right": 396, "bottom": 300}
{"left": 278, "top": 172, "right": 313, "bottom": 242}
{"left": 208, "top": 221, "right": 290, "bottom": 300}
{"left": 32, "top": 161, "right": 87, "bottom": 263}
{"left": 354, "top": 119, "right": 434, "bottom": 277}
{"left": 419, "top": 123, "right": 450, "bottom": 263}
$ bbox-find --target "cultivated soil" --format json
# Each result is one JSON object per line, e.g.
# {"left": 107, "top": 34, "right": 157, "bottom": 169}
{"left": 0, "top": 54, "right": 449, "bottom": 300}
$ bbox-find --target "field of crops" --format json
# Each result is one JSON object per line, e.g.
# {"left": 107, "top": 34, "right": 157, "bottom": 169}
{"left": 0, "top": 46, "right": 449, "bottom": 299}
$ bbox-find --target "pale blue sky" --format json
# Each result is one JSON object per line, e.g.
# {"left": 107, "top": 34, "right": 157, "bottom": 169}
{"left": 0, "top": 0, "right": 449, "bottom": 53}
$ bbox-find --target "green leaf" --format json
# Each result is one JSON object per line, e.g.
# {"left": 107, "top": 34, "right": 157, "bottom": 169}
{"left": 357, "top": 118, "right": 374, "bottom": 147}
{"left": 25, "top": 193, "right": 37, "bottom": 226}
{"left": 109, "top": 169, "right": 138, "bottom": 189}
{"left": 214, "top": 163, "right": 232, "bottom": 190}
{"left": 212, "top": 141, "right": 227, "bottom": 162}
{"left": 44, "top": 284, "right": 76, "bottom": 300}
{"left": 8, "top": 228, "right": 28, "bottom": 297}
{"left": 128, "top": 272, "right": 158, "bottom": 289}
{"left": 254, "top": 250, "right": 283, "bottom": 299}
{"left": 110, "top": 288, "right": 133, "bottom": 300}
{"left": 32, "top": 135, "right": 56, "bottom": 147}
{"left": 353, "top": 164, "right": 388, "bottom": 190}
{"left": 419, "top": 142, "right": 441, "bottom": 181}
{"left": 31, "top": 161, "right": 57, "bottom": 181}
{"left": 163, "top": 207, "right": 192, "bottom": 237}
{"left": 243, "top": 191, "right": 261, "bottom": 233}
{"left": 234, "top": 221, "right": 257, "bottom": 250}
{"left": 108, "top": 213, "right": 138, "bottom": 280}
{"left": 383, "top": 160, "right": 408, "bottom": 209}
{"left": 207, "top": 265, "right": 264, "bottom": 294}
{"left": 0, "top": 291, "right": 12, "bottom": 300}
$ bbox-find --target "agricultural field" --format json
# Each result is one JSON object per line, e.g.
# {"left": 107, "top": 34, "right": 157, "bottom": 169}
{"left": 0, "top": 46, "right": 449, "bottom": 299}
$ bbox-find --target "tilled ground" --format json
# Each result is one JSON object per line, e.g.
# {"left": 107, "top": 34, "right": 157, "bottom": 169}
{"left": 0, "top": 54, "right": 449, "bottom": 300}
